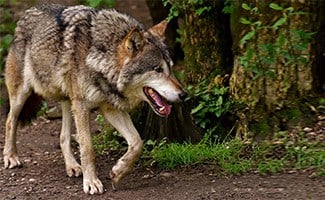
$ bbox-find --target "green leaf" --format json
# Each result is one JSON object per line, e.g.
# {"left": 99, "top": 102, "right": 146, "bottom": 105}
{"left": 240, "top": 17, "right": 252, "bottom": 25}
{"left": 166, "top": 6, "right": 179, "bottom": 22}
{"left": 195, "top": 6, "right": 211, "bottom": 16}
{"left": 162, "top": 0, "right": 169, "bottom": 7}
{"left": 201, "top": 94, "right": 210, "bottom": 101}
{"left": 191, "top": 103, "right": 205, "bottom": 114}
{"left": 87, "top": 0, "right": 101, "bottom": 7}
{"left": 222, "top": 0, "right": 234, "bottom": 14}
{"left": 285, "top": 7, "right": 294, "bottom": 13}
{"left": 252, "top": 7, "right": 258, "bottom": 13}
{"left": 240, "top": 31, "right": 255, "bottom": 46}
{"left": 242, "top": 3, "right": 251, "bottom": 11}
{"left": 269, "top": 3, "right": 283, "bottom": 11}
{"left": 217, "top": 96, "right": 223, "bottom": 106}
{"left": 253, "top": 21, "right": 262, "bottom": 27}
{"left": 290, "top": 11, "right": 306, "bottom": 16}
{"left": 246, "top": 47, "right": 254, "bottom": 61}
{"left": 272, "top": 17, "right": 287, "bottom": 29}
{"left": 277, "top": 32, "right": 286, "bottom": 46}
{"left": 299, "top": 57, "right": 308, "bottom": 64}
{"left": 1, "top": 34, "right": 13, "bottom": 49}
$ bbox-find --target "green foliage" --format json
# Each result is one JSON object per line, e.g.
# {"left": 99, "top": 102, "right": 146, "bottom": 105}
{"left": 163, "top": 0, "right": 212, "bottom": 22}
{"left": 0, "top": 2, "right": 16, "bottom": 107}
{"left": 92, "top": 114, "right": 125, "bottom": 154}
{"left": 37, "top": 101, "right": 48, "bottom": 116}
{"left": 0, "top": 8, "right": 16, "bottom": 74}
{"left": 222, "top": 0, "right": 234, "bottom": 14}
{"left": 319, "top": 98, "right": 325, "bottom": 105}
{"left": 81, "top": 0, "right": 115, "bottom": 8}
{"left": 257, "top": 159, "right": 284, "bottom": 173}
{"left": 186, "top": 77, "right": 233, "bottom": 136}
{"left": 238, "top": 3, "right": 315, "bottom": 79}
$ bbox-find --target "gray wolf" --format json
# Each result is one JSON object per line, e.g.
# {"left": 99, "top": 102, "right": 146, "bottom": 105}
{"left": 3, "top": 4, "right": 185, "bottom": 195}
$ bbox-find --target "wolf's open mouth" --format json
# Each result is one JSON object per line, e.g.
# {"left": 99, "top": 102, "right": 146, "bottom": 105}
{"left": 143, "top": 87, "right": 171, "bottom": 116}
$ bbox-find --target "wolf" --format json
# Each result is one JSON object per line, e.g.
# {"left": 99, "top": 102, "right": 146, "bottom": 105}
{"left": 3, "top": 4, "right": 186, "bottom": 195}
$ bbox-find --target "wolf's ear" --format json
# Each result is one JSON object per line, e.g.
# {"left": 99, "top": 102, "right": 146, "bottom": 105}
{"left": 124, "top": 28, "right": 144, "bottom": 57}
{"left": 149, "top": 20, "right": 167, "bottom": 39}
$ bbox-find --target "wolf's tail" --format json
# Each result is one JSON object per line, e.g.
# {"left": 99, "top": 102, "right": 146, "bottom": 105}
{"left": 18, "top": 91, "right": 43, "bottom": 125}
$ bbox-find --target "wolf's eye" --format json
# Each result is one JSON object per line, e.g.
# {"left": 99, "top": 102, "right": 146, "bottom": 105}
{"left": 154, "top": 66, "right": 163, "bottom": 73}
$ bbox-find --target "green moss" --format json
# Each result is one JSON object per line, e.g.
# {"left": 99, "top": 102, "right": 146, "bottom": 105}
{"left": 279, "top": 108, "right": 302, "bottom": 121}
{"left": 250, "top": 118, "right": 272, "bottom": 140}
{"left": 318, "top": 98, "right": 325, "bottom": 105}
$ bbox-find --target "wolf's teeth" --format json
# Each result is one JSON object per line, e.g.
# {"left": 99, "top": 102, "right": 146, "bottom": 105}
{"left": 148, "top": 88, "right": 154, "bottom": 95}
{"left": 159, "top": 106, "right": 165, "bottom": 112}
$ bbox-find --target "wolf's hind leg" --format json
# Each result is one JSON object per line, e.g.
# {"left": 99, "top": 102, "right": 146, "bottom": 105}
{"left": 3, "top": 88, "right": 31, "bottom": 169}
{"left": 60, "top": 100, "right": 82, "bottom": 177}
{"left": 100, "top": 107, "right": 143, "bottom": 189}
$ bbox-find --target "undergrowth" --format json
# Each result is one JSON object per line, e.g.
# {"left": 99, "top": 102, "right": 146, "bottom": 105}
{"left": 93, "top": 117, "right": 324, "bottom": 177}
{"left": 149, "top": 132, "right": 324, "bottom": 176}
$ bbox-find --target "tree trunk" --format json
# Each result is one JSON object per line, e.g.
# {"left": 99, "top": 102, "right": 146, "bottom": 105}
{"left": 180, "top": 1, "right": 233, "bottom": 84}
{"left": 313, "top": 0, "right": 325, "bottom": 93}
{"left": 229, "top": 0, "right": 317, "bottom": 140}
{"left": 145, "top": 0, "right": 183, "bottom": 61}
{"left": 140, "top": 0, "right": 235, "bottom": 142}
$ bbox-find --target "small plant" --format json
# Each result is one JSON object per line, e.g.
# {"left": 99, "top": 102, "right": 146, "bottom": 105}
{"left": 0, "top": 2, "right": 16, "bottom": 73}
{"left": 163, "top": 0, "right": 212, "bottom": 22}
{"left": 238, "top": 3, "right": 315, "bottom": 79}
{"left": 222, "top": 0, "right": 234, "bottom": 14}
{"left": 81, "top": 0, "right": 115, "bottom": 8}
{"left": 37, "top": 101, "right": 48, "bottom": 116}
{"left": 0, "top": 1, "right": 17, "bottom": 107}
{"left": 186, "top": 76, "right": 233, "bottom": 136}
{"left": 92, "top": 114, "right": 125, "bottom": 154}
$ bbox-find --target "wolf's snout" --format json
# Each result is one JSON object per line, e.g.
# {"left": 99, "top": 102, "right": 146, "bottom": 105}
{"left": 178, "top": 91, "right": 187, "bottom": 101}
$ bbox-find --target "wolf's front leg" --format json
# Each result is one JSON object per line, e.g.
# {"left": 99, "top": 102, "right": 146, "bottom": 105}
{"left": 100, "top": 107, "right": 143, "bottom": 189}
{"left": 60, "top": 101, "right": 82, "bottom": 177}
{"left": 72, "top": 101, "right": 103, "bottom": 194}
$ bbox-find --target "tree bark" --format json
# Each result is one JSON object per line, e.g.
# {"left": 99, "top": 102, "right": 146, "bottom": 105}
{"left": 140, "top": 0, "right": 234, "bottom": 142}
{"left": 180, "top": 1, "right": 233, "bottom": 84}
{"left": 313, "top": 0, "right": 325, "bottom": 93}
{"left": 229, "top": 0, "right": 317, "bottom": 140}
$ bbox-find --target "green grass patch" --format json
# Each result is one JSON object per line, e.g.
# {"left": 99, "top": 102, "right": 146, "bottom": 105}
{"left": 92, "top": 116, "right": 324, "bottom": 176}
{"left": 149, "top": 133, "right": 324, "bottom": 176}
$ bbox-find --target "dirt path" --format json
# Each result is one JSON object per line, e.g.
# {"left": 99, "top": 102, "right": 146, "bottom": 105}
{"left": 1, "top": 1, "right": 324, "bottom": 199}
{"left": 0, "top": 116, "right": 324, "bottom": 200}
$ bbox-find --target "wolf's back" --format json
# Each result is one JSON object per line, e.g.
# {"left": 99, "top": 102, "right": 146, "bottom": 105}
{"left": 10, "top": 4, "right": 144, "bottom": 77}
{"left": 6, "top": 4, "right": 144, "bottom": 123}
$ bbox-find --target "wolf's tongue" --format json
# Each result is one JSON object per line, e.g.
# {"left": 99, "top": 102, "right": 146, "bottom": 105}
{"left": 150, "top": 90, "right": 171, "bottom": 116}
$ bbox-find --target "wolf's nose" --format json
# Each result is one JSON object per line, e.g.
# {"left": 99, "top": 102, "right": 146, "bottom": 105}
{"left": 179, "top": 91, "right": 187, "bottom": 101}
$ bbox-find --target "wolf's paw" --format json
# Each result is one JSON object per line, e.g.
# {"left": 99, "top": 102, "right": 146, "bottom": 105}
{"left": 66, "top": 163, "right": 82, "bottom": 177}
{"left": 4, "top": 155, "right": 22, "bottom": 169}
{"left": 109, "top": 162, "right": 133, "bottom": 189}
{"left": 83, "top": 177, "right": 104, "bottom": 195}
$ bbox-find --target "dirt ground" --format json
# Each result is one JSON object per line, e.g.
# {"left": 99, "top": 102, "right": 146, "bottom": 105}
{"left": 1, "top": 0, "right": 325, "bottom": 199}
{"left": 0, "top": 114, "right": 324, "bottom": 200}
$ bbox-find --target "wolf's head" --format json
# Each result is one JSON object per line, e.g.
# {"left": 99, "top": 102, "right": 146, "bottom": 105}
{"left": 117, "top": 20, "right": 186, "bottom": 116}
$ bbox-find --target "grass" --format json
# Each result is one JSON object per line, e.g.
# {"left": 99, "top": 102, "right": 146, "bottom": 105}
{"left": 148, "top": 132, "right": 324, "bottom": 176}
{"left": 92, "top": 115, "right": 324, "bottom": 176}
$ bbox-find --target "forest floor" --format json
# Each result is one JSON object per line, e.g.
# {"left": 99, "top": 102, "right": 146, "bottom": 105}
{"left": 0, "top": 112, "right": 324, "bottom": 200}
{"left": 1, "top": 0, "right": 324, "bottom": 199}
